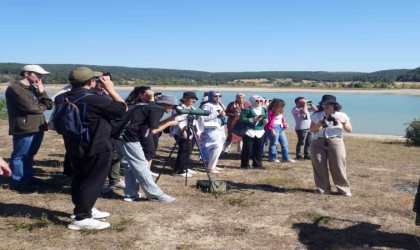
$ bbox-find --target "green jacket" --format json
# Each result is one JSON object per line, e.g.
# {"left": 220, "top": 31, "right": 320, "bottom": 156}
{"left": 238, "top": 107, "right": 267, "bottom": 130}
{"left": 5, "top": 81, "right": 53, "bottom": 135}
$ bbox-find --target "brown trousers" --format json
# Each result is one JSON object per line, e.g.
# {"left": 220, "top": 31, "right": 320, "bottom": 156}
{"left": 310, "top": 137, "right": 351, "bottom": 195}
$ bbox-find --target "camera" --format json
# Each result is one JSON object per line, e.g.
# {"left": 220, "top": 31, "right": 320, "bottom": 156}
{"left": 321, "top": 115, "right": 338, "bottom": 127}
{"left": 307, "top": 100, "right": 312, "bottom": 104}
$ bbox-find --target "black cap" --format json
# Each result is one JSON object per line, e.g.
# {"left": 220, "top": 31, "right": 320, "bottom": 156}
{"left": 182, "top": 91, "right": 198, "bottom": 100}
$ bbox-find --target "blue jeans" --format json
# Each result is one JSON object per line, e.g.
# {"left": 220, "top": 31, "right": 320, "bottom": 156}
{"left": 10, "top": 131, "right": 44, "bottom": 182}
{"left": 113, "top": 139, "right": 164, "bottom": 199}
{"left": 268, "top": 125, "right": 291, "bottom": 161}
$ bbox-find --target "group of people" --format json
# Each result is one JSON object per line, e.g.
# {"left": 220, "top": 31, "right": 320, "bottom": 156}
{"left": 2, "top": 64, "right": 357, "bottom": 231}
{"left": 168, "top": 90, "right": 354, "bottom": 199}
{"left": 4, "top": 65, "right": 180, "bottom": 230}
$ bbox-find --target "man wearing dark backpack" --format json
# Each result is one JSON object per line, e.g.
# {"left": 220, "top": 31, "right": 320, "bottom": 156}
{"left": 55, "top": 67, "right": 126, "bottom": 230}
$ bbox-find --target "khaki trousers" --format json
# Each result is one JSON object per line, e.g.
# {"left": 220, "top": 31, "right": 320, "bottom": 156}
{"left": 310, "top": 137, "right": 351, "bottom": 195}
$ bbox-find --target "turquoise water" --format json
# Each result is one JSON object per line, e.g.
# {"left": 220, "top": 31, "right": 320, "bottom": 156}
{"left": 2, "top": 90, "right": 419, "bottom": 136}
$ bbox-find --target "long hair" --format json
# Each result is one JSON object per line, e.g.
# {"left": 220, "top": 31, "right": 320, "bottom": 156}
{"left": 267, "top": 98, "right": 285, "bottom": 115}
{"left": 125, "top": 87, "right": 142, "bottom": 104}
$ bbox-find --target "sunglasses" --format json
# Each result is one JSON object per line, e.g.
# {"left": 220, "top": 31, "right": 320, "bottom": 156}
{"left": 214, "top": 95, "right": 222, "bottom": 98}
{"left": 255, "top": 100, "right": 263, "bottom": 103}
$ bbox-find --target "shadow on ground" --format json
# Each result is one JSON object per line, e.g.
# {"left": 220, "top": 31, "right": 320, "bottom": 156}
{"left": 0, "top": 203, "right": 69, "bottom": 226}
{"left": 292, "top": 217, "right": 420, "bottom": 250}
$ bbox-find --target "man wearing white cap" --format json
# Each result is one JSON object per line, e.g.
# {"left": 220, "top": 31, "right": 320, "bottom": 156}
{"left": 5, "top": 65, "right": 53, "bottom": 184}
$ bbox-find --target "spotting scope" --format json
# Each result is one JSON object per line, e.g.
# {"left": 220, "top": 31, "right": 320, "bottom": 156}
{"left": 175, "top": 106, "right": 211, "bottom": 116}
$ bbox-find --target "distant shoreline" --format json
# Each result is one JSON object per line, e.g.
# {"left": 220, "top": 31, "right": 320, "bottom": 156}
{"left": 1, "top": 84, "right": 420, "bottom": 96}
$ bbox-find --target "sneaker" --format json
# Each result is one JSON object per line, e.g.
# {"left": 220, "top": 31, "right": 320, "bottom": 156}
{"left": 187, "top": 169, "right": 196, "bottom": 174}
{"left": 314, "top": 188, "right": 331, "bottom": 195}
{"left": 124, "top": 193, "right": 142, "bottom": 202}
{"left": 178, "top": 172, "right": 193, "bottom": 178}
{"left": 150, "top": 171, "right": 159, "bottom": 177}
{"left": 215, "top": 166, "right": 224, "bottom": 171}
{"left": 68, "top": 218, "right": 110, "bottom": 230}
{"left": 149, "top": 194, "right": 176, "bottom": 203}
{"left": 304, "top": 155, "right": 311, "bottom": 160}
{"left": 269, "top": 159, "right": 280, "bottom": 163}
{"left": 70, "top": 207, "right": 110, "bottom": 219}
{"left": 282, "top": 159, "right": 296, "bottom": 163}
{"left": 110, "top": 180, "right": 126, "bottom": 189}
{"left": 208, "top": 169, "right": 220, "bottom": 174}
{"left": 101, "top": 184, "right": 112, "bottom": 194}
{"left": 341, "top": 192, "right": 352, "bottom": 197}
{"left": 91, "top": 208, "right": 110, "bottom": 218}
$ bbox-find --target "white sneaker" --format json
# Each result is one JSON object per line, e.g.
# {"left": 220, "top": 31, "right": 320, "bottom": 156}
{"left": 110, "top": 180, "right": 126, "bottom": 189}
{"left": 215, "top": 166, "right": 224, "bottom": 171}
{"left": 178, "top": 172, "right": 193, "bottom": 178}
{"left": 70, "top": 207, "right": 110, "bottom": 219}
{"left": 150, "top": 171, "right": 159, "bottom": 177}
{"left": 187, "top": 169, "right": 196, "bottom": 174}
{"left": 91, "top": 208, "right": 110, "bottom": 219}
{"left": 149, "top": 194, "right": 176, "bottom": 203}
{"left": 68, "top": 218, "right": 110, "bottom": 230}
{"left": 282, "top": 159, "right": 296, "bottom": 163}
{"left": 124, "top": 193, "right": 142, "bottom": 202}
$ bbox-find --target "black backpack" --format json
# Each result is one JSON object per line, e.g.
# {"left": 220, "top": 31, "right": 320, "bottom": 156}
{"left": 53, "top": 93, "right": 94, "bottom": 142}
{"left": 110, "top": 102, "right": 149, "bottom": 140}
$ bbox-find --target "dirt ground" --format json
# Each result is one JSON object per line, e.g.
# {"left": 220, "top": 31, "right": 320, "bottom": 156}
{"left": 0, "top": 119, "right": 419, "bottom": 249}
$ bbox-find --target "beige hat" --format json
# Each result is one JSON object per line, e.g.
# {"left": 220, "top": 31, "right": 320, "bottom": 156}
{"left": 68, "top": 67, "right": 103, "bottom": 83}
{"left": 20, "top": 65, "right": 50, "bottom": 75}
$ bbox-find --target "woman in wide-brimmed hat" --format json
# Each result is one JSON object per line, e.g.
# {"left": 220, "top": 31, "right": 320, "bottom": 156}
{"left": 310, "top": 94, "right": 353, "bottom": 196}
{"left": 170, "top": 91, "right": 201, "bottom": 178}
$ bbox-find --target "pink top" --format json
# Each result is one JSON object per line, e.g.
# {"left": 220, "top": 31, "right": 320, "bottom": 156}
{"left": 265, "top": 110, "right": 288, "bottom": 131}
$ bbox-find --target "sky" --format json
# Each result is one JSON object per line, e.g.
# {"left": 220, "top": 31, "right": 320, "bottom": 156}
{"left": 1, "top": 0, "right": 419, "bottom": 73}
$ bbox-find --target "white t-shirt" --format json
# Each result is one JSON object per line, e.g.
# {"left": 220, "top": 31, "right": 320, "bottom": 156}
{"left": 311, "top": 111, "right": 350, "bottom": 140}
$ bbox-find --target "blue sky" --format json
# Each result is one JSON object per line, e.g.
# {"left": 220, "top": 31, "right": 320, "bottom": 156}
{"left": 1, "top": 0, "right": 419, "bottom": 72}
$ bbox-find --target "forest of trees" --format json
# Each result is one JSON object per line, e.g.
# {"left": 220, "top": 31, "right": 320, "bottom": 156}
{"left": 1, "top": 63, "right": 419, "bottom": 88}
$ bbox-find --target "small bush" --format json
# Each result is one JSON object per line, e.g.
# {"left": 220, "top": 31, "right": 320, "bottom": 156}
{"left": 0, "top": 98, "right": 7, "bottom": 120}
{"left": 405, "top": 117, "right": 420, "bottom": 146}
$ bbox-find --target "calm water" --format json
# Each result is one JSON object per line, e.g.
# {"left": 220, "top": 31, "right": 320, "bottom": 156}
{"left": 2, "top": 90, "right": 419, "bottom": 136}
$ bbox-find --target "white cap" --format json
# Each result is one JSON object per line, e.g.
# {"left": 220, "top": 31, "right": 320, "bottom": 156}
{"left": 20, "top": 65, "right": 50, "bottom": 75}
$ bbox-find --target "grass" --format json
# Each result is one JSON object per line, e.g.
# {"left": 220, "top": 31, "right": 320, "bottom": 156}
{"left": 7, "top": 214, "right": 51, "bottom": 231}
{"left": 0, "top": 119, "right": 419, "bottom": 249}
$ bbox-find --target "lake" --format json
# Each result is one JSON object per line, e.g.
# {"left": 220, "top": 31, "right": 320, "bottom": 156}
{"left": 1, "top": 90, "right": 419, "bottom": 136}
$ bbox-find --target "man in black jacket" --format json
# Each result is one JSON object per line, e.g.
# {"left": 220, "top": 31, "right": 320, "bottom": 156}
{"left": 6, "top": 65, "right": 53, "bottom": 184}
{"left": 56, "top": 67, "right": 126, "bottom": 230}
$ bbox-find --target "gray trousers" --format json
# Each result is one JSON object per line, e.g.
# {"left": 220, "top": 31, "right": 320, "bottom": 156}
{"left": 310, "top": 137, "right": 351, "bottom": 195}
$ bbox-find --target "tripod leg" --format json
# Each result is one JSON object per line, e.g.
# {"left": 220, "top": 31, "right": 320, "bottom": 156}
{"left": 155, "top": 140, "right": 179, "bottom": 183}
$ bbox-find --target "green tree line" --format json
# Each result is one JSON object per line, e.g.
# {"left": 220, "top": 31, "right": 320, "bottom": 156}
{"left": 1, "top": 63, "right": 418, "bottom": 87}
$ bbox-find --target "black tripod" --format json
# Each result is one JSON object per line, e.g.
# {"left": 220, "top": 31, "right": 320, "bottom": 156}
{"left": 156, "top": 114, "right": 212, "bottom": 187}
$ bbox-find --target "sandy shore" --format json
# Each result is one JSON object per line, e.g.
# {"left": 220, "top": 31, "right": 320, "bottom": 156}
{"left": 1, "top": 84, "right": 420, "bottom": 96}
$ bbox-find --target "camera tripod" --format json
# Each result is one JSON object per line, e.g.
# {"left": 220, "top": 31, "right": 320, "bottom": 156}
{"left": 155, "top": 114, "right": 213, "bottom": 187}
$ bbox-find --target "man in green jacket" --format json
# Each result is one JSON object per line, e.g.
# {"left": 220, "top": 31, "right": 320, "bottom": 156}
{"left": 5, "top": 65, "right": 53, "bottom": 184}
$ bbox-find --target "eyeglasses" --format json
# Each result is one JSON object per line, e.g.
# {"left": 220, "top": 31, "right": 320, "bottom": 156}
{"left": 214, "top": 95, "right": 222, "bottom": 98}
{"left": 255, "top": 100, "right": 263, "bottom": 103}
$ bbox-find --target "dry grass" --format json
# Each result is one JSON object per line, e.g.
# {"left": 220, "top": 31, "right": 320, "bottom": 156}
{"left": 0, "top": 119, "right": 419, "bottom": 249}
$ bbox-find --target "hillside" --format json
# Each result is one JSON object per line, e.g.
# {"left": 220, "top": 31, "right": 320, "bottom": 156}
{"left": 0, "top": 63, "right": 417, "bottom": 88}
